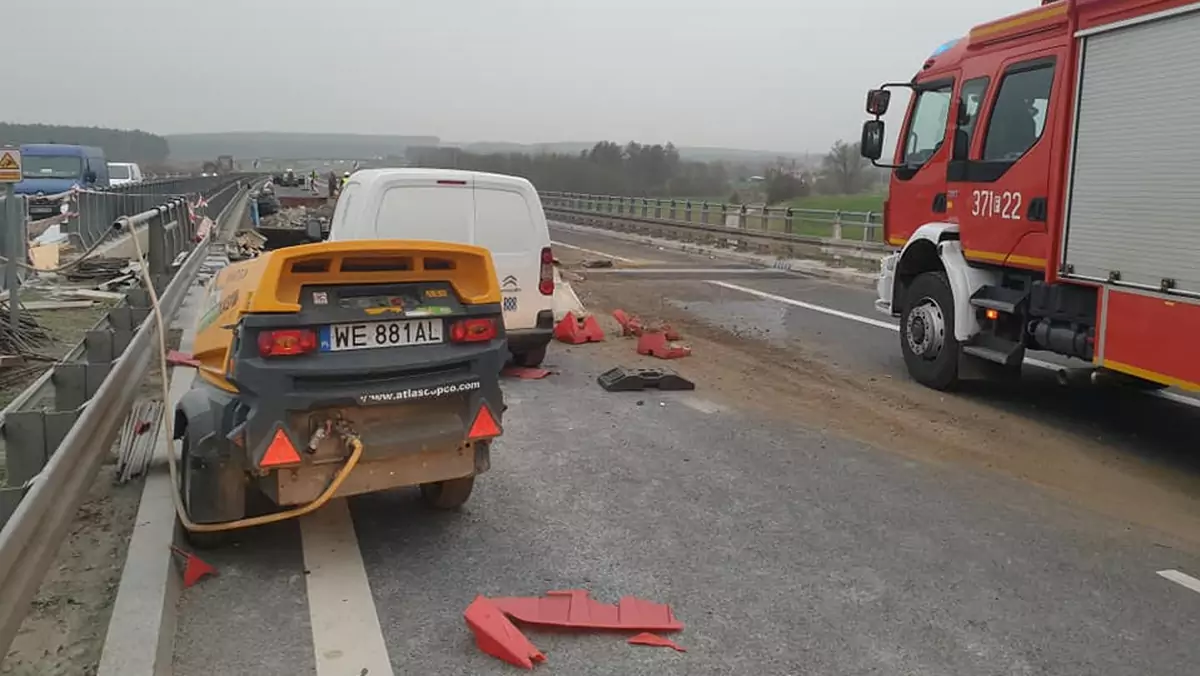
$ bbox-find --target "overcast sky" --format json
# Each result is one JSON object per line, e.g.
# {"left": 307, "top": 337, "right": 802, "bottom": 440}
{"left": 8, "top": 0, "right": 1032, "bottom": 152}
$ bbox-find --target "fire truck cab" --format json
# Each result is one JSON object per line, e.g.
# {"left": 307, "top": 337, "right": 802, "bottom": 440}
{"left": 860, "top": 0, "right": 1200, "bottom": 392}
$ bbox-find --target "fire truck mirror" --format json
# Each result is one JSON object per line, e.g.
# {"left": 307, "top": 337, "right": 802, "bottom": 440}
{"left": 866, "top": 89, "right": 891, "bottom": 116}
{"left": 861, "top": 120, "right": 886, "bottom": 161}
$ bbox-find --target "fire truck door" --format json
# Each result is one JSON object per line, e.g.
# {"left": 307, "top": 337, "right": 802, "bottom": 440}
{"left": 949, "top": 52, "right": 1061, "bottom": 272}
{"left": 886, "top": 77, "right": 955, "bottom": 246}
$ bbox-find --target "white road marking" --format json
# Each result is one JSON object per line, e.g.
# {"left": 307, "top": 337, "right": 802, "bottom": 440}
{"left": 300, "top": 499, "right": 394, "bottom": 676}
{"left": 706, "top": 280, "right": 899, "bottom": 331}
{"left": 708, "top": 280, "right": 1199, "bottom": 408}
{"left": 586, "top": 267, "right": 779, "bottom": 275}
{"left": 1157, "top": 569, "right": 1200, "bottom": 595}
{"left": 551, "top": 240, "right": 637, "bottom": 262}
{"left": 679, "top": 396, "right": 728, "bottom": 414}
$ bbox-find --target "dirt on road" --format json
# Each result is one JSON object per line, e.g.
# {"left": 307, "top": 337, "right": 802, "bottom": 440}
{"left": 554, "top": 252, "right": 1200, "bottom": 554}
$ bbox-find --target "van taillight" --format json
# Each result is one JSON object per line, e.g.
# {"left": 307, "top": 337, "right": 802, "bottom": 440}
{"left": 539, "top": 246, "right": 554, "bottom": 295}
{"left": 258, "top": 329, "right": 318, "bottom": 357}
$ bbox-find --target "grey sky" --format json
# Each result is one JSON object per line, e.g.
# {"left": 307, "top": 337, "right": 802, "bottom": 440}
{"left": 8, "top": 0, "right": 1032, "bottom": 152}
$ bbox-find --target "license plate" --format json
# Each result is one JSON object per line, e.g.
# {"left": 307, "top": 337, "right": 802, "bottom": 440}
{"left": 319, "top": 318, "right": 443, "bottom": 352}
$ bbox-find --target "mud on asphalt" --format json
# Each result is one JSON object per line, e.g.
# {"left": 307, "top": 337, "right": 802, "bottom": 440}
{"left": 554, "top": 246, "right": 1200, "bottom": 555}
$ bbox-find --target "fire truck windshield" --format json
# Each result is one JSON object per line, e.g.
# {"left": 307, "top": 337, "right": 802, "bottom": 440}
{"left": 902, "top": 84, "right": 953, "bottom": 168}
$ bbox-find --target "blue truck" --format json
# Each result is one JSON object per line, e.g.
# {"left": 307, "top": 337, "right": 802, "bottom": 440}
{"left": 14, "top": 144, "right": 109, "bottom": 219}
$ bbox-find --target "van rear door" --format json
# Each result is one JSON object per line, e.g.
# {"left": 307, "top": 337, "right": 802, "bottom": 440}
{"left": 371, "top": 175, "right": 475, "bottom": 241}
{"left": 471, "top": 180, "right": 546, "bottom": 332}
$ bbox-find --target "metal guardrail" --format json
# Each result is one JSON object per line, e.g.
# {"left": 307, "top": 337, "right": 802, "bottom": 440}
{"left": 0, "top": 177, "right": 249, "bottom": 657}
{"left": 539, "top": 191, "right": 886, "bottom": 246}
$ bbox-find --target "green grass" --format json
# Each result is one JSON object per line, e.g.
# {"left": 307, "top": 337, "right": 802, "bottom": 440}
{"left": 785, "top": 193, "right": 886, "bottom": 214}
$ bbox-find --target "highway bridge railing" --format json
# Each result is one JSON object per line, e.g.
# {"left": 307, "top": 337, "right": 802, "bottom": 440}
{"left": 539, "top": 191, "right": 885, "bottom": 246}
{"left": 0, "top": 176, "right": 252, "bottom": 657}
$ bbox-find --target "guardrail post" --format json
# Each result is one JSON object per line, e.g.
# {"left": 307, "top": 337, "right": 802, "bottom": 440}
{"left": 147, "top": 205, "right": 167, "bottom": 282}
{"left": 738, "top": 204, "right": 747, "bottom": 230}
{"left": 668, "top": 200, "right": 675, "bottom": 220}
{"left": 832, "top": 210, "right": 843, "bottom": 240}
{"left": 864, "top": 211, "right": 876, "bottom": 242}
{"left": 760, "top": 205, "right": 770, "bottom": 232}
{"left": 654, "top": 199, "right": 662, "bottom": 219}
{"left": 785, "top": 207, "right": 794, "bottom": 234}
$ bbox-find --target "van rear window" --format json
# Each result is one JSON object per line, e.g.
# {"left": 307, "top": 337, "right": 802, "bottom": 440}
{"left": 473, "top": 189, "right": 535, "bottom": 255}
{"left": 109, "top": 165, "right": 130, "bottom": 179}
{"left": 374, "top": 186, "right": 472, "bottom": 241}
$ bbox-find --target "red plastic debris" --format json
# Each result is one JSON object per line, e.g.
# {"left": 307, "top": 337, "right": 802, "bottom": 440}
{"left": 464, "top": 596, "right": 547, "bottom": 670}
{"left": 612, "top": 309, "right": 643, "bottom": 337}
{"left": 553, "top": 312, "right": 605, "bottom": 344}
{"left": 636, "top": 331, "right": 691, "bottom": 359}
{"left": 502, "top": 366, "right": 552, "bottom": 380}
{"left": 134, "top": 420, "right": 153, "bottom": 435}
{"left": 170, "top": 545, "right": 217, "bottom": 588}
{"left": 166, "top": 350, "right": 202, "bottom": 368}
{"left": 629, "top": 632, "right": 687, "bottom": 652}
{"left": 491, "top": 590, "right": 683, "bottom": 632}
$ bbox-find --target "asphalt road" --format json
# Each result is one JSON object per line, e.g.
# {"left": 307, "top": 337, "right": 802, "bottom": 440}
{"left": 170, "top": 224, "right": 1200, "bottom": 675}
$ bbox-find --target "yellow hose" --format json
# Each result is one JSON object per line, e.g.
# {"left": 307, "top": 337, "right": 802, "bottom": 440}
{"left": 131, "top": 200, "right": 362, "bottom": 533}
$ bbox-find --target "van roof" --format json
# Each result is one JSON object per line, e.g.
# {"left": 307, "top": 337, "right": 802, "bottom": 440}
{"left": 19, "top": 144, "right": 100, "bottom": 156}
{"left": 348, "top": 168, "right": 536, "bottom": 191}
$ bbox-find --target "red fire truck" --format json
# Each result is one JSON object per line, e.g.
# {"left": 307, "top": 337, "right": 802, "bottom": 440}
{"left": 860, "top": 0, "right": 1200, "bottom": 392}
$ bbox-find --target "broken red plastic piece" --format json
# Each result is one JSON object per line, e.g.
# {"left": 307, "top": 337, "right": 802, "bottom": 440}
{"left": 612, "top": 309, "right": 642, "bottom": 337}
{"left": 553, "top": 312, "right": 605, "bottom": 344}
{"left": 636, "top": 331, "right": 691, "bottom": 359}
{"left": 134, "top": 420, "right": 152, "bottom": 435}
{"left": 464, "top": 596, "right": 547, "bottom": 670}
{"left": 502, "top": 366, "right": 552, "bottom": 380}
{"left": 166, "top": 350, "right": 202, "bottom": 368}
{"left": 629, "top": 632, "right": 687, "bottom": 652}
{"left": 491, "top": 590, "right": 683, "bottom": 632}
{"left": 170, "top": 545, "right": 217, "bottom": 588}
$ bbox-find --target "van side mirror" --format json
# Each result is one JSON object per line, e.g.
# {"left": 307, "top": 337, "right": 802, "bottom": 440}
{"left": 860, "top": 120, "right": 886, "bottom": 161}
{"left": 84, "top": 170, "right": 97, "bottom": 184}
{"left": 305, "top": 219, "right": 324, "bottom": 243}
{"left": 866, "top": 89, "right": 891, "bottom": 116}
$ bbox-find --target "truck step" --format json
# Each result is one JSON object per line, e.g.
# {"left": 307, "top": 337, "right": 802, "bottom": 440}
{"left": 962, "top": 332, "right": 1026, "bottom": 368}
{"left": 969, "top": 285, "right": 1028, "bottom": 315}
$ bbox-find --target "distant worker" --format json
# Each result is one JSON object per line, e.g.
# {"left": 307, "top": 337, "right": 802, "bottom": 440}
{"left": 327, "top": 171, "right": 338, "bottom": 198}
{"left": 341, "top": 171, "right": 350, "bottom": 189}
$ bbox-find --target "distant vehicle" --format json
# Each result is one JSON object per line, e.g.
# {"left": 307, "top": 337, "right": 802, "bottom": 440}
{"left": 107, "top": 162, "right": 144, "bottom": 187}
{"left": 328, "top": 168, "right": 556, "bottom": 367}
{"left": 15, "top": 144, "right": 109, "bottom": 219}
{"left": 217, "top": 155, "right": 234, "bottom": 173}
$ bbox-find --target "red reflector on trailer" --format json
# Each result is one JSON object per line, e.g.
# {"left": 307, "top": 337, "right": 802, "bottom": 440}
{"left": 261, "top": 429, "right": 302, "bottom": 467}
{"left": 467, "top": 404, "right": 501, "bottom": 440}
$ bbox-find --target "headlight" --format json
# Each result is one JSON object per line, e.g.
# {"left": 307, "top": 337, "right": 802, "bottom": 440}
{"left": 60, "top": 202, "right": 70, "bottom": 215}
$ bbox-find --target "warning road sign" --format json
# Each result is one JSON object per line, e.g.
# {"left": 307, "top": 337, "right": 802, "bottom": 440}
{"left": 0, "top": 149, "right": 21, "bottom": 183}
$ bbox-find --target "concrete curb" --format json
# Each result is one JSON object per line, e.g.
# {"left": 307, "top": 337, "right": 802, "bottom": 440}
{"left": 548, "top": 220, "right": 881, "bottom": 288}
{"left": 97, "top": 193, "right": 248, "bottom": 676}
{"left": 96, "top": 295, "right": 201, "bottom": 676}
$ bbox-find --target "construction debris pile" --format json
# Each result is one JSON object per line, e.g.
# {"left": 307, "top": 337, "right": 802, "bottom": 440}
{"left": 254, "top": 204, "right": 333, "bottom": 250}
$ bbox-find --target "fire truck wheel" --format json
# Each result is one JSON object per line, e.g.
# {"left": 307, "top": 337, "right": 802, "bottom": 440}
{"left": 900, "top": 271, "right": 960, "bottom": 390}
{"left": 420, "top": 476, "right": 476, "bottom": 510}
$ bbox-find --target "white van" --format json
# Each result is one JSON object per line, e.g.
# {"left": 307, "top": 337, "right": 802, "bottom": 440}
{"left": 107, "top": 162, "right": 144, "bottom": 187}
{"left": 327, "top": 168, "right": 556, "bottom": 366}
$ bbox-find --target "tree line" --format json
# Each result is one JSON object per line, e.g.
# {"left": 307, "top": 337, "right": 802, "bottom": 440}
{"left": 412, "top": 139, "right": 880, "bottom": 204}
{"left": 410, "top": 141, "right": 732, "bottom": 198}
{"left": 0, "top": 123, "right": 170, "bottom": 163}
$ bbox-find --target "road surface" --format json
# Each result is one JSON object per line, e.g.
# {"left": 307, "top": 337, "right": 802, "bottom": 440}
{"left": 169, "top": 223, "right": 1200, "bottom": 676}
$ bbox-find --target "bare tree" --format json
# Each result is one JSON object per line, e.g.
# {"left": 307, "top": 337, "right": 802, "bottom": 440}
{"left": 820, "top": 140, "right": 870, "bottom": 194}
